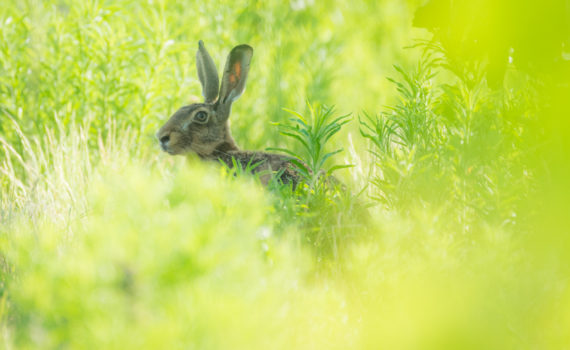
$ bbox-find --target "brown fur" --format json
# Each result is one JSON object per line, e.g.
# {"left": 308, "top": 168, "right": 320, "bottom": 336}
{"left": 157, "top": 42, "right": 300, "bottom": 187}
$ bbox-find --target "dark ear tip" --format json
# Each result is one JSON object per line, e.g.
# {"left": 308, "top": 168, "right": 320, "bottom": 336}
{"left": 232, "top": 44, "right": 253, "bottom": 55}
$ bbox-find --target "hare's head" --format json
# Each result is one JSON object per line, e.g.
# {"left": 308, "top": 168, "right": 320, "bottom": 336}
{"left": 157, "top": 41, "right": 253, "bottom": 157}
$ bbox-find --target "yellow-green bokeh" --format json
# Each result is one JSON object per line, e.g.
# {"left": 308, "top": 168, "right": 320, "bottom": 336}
{"left": 1, "top": 0, "right": 569, "bottom": 349}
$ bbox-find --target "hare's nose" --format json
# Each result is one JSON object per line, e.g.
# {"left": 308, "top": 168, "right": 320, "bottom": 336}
{"left": 157, "top": 131, "right": 170, "bottom": 150}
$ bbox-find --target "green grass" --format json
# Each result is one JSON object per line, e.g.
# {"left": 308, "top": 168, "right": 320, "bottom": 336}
{"left": 1, "top": 0, "right": 570, "bottom": 349}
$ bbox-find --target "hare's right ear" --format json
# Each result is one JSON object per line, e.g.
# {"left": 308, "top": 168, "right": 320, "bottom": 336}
{"left": 196, "top": 40, "right": 220, "bottom": 104}
{"left": 218, "top": 44, "right": 253, "bottom": 106}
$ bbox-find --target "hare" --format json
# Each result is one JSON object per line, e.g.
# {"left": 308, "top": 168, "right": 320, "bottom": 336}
{"left": 156, "top": 41, "right": 300, "bottom": 187}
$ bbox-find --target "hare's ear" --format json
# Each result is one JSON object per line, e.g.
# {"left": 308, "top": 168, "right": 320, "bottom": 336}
{"left": 196, "top": 40, "right": 220, "bottom": 104}
{"left": 218, "top": 44, "right": 253, "bottom": 106}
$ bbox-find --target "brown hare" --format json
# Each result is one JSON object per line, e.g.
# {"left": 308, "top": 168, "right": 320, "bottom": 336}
{"left": 157, "top": 41, "right": 300, "bottom": 187}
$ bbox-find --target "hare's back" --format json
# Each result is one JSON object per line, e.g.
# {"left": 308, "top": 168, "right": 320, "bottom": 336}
{"left": 214, "top": 151, "right": 300, "bottom": 187}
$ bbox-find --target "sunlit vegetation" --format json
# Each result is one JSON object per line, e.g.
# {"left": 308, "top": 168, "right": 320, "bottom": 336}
{"left": 1, "top": 0, "right": 569, "bottom": 349}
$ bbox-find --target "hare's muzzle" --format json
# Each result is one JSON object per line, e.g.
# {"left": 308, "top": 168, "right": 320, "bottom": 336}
{"left": 157, "top": 131, "right": 170, "bottom": 152}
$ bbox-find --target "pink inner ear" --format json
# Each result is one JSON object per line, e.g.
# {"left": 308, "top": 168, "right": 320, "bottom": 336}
{"left": 234, "top": 63, "right": 241, "bottom": 79}
{"left": 227, "top": 63, "right": 242, "bottom": 90}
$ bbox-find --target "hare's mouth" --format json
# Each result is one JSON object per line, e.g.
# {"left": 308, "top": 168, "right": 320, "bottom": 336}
{"left": 160, "top": 143, "right": 177, "bottom": 155}
{"left": 164, "top": 148, "right": 179, "bottom": 155}
{"left": 161, "top": 144, "right": 187, "bottom": 156}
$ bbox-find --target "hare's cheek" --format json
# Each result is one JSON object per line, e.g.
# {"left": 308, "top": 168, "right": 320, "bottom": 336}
{"left": 169, "top": 132, "right": 187, "bottom": 149}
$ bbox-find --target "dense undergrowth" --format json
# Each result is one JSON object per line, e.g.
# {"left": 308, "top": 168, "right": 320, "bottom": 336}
{"left": 1, "top": 0, "right": 569, "bottom": 349}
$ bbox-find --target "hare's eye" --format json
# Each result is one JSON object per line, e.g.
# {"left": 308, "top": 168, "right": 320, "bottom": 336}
{"left": 194, "top": 111, "right": 208, "bottom": 123}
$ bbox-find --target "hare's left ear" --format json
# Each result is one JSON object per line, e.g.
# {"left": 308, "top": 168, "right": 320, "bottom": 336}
{"left": 218, "top": 44, "right": 253, "bottom": 106}
{"left": 196, "top": 40, "right": 220, "bottom": 104}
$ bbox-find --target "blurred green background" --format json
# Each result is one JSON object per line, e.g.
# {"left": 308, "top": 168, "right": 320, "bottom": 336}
{"left": 1, "top": 0, "right": 569, "bottom": 349}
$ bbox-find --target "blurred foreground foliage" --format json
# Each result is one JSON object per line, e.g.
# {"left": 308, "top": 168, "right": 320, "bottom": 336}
{"left": 1, "top": 0, "right": 570, "bottom": 349}
{"left": 0, "top": 161, "right": 562, "bottom": 349}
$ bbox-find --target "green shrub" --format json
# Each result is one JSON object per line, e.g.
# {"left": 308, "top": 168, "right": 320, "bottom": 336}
{"left": 360, "top": 47, "right": 535, "bottom": 233}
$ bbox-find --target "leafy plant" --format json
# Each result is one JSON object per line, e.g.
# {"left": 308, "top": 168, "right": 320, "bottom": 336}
{"left": 267, "top": 103, "right": 368, "bottom": 260}
{"left": 360, "top": 45, "right": 534, "bottom": 232}
{"left": 269, "top": 103, "right": 352, "bottom": 187}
